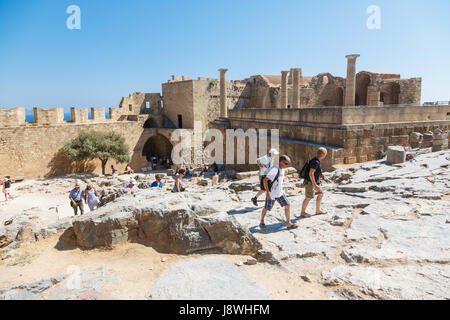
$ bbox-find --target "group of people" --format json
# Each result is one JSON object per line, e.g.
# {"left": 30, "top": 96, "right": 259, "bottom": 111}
{"left": 110, "top": 164, "right": 134, "bottom": 175}
{"left": 69, "top": 148, "right": 328, "bottom": 228}
{"left": 1, "top": 176, "right": 13, "bottom": 201}
{"left": 68, "top": 174, "right": 166, "bottom": 216}
{"left": 251, "top": 147, "right": 328, "bottom": 230}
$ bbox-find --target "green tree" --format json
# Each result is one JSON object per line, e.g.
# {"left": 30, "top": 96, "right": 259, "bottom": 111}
{"left": 62, "top": 131, "right": 131, "bottom": 175}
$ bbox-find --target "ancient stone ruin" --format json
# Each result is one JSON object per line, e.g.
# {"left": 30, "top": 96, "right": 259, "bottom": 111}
{"left": 0, "top": 54, "right": 449, "bottom": 180}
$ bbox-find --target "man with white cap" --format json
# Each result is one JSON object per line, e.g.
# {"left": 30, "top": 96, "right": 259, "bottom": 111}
{"left": 251, "top": 148, "right": 279, "bottom": 206}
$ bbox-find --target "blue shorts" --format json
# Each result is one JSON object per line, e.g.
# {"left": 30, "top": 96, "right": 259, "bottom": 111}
{"left": 264, "top": 195, "right": 289, "bottom": 211}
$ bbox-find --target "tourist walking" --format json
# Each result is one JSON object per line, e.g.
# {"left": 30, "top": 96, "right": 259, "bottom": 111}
{"left": 111, "top": 165, "right": 118, "bottom": 175}
{"left": 259, "top": 155, "right": 298, "bottom": 229}
{"left": 2, "top": 177, "right": 13, "bottom": 201}
{"left": 172, "top": 169, "right": 186, "bottom": 192}
{"left": 151, "top": 174, "right": 164, "bottom": 188}
{"left": 299, "top": 147, "right": 328, "bottom": 217}
{"left": 251, "top": 148, "right": 279, "bottom": 206}
{"left": 69, "top": 182, "right": 84, "bottom": 216}
{"left": 84, "top": 184, "right": 100, "bottom": 211}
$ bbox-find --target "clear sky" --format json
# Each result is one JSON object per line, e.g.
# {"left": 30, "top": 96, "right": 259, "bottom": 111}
{"left": 0, "top": 0, "right": 449, "bottom": 113}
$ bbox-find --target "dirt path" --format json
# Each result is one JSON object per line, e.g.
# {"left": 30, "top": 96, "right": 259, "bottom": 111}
{"left": 0, "top": 234, "right": 330, "bottom": 300}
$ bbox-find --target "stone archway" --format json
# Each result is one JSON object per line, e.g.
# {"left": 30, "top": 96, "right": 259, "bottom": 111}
{"left": 355, "top": 73, "right": 371, "bottom": 106}
{"left": 391, "top": 83, "right": 400, "bottom": 105}
{"left": 142, "top": 134, "right": 173, "bottom": 162}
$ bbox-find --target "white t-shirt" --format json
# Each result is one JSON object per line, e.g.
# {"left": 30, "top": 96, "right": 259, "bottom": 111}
{"left": 257, "top": 154, "right": 274, "bottom": 176}
{"left": 266, "top": 167, "right": 285, "bottom": 198}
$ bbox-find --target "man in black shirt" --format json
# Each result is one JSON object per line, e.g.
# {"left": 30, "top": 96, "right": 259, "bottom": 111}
{"left": 300, "top": 147, "right": 327, "bottom": 217}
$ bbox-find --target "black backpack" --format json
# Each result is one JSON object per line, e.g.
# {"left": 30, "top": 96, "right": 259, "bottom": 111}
{"left": 267, "top": 168, "right": 281, "bottom": 192}
{"left": 299, "top": 160, "right": 310, "bottom": 180}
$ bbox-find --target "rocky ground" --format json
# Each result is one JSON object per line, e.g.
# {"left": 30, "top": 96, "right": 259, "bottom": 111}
{"left": 0, "top": 150, "right": 449, "bottom": 300}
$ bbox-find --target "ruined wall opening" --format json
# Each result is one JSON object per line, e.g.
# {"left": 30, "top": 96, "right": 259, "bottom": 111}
{"left": 355, "top": 73, "right": 371, "bottom": 106}
{"left": 142, "top": 135, "right": 173, "bottom": 162}
{"left": 336, "top": 87, "right": 344, "bottom": 106}
{"left": 391, "top": 83, "right": 400, "bottom": 105}
{"left": 143, "top": 117, "right": 160, "bottom": 128}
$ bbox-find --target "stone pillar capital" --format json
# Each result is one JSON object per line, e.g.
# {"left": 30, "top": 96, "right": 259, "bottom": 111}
{"left": 345, "top": 54, "right": 360, "bottom": 60}
{"left": 218, "top": 68, "right": 228, "bottom": 73}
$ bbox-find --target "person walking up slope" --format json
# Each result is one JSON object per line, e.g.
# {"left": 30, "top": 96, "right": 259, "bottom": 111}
{"left": 300, "top": 147, "right": 328, "bottom": 218}
{"left": 260, "top": 155, "right": 298, "bottom": 230}
{"left": 251, "top": 148, "right": 279, "bottom": 206}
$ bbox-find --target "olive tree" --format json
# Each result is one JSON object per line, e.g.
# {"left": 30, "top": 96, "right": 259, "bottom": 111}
{"left": 63, "top": 131, "right": 130, "bottom": 175}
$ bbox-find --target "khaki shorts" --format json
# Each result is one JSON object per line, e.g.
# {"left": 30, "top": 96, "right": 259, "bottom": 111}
{"left": 304, "top": 181, "right": 323, "bottom": 199}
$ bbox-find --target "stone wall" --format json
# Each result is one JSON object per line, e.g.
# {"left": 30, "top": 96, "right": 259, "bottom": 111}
{"left": 33, "top": 107, "right": 64, "bottom": 125}
{"left": 0, "top": 121, "right": 146, "bottom": 179}
{"left": 0, "top": 108, "right": 26, "bottom": 127}
{"left": 220, "top": 105, "right": 450, "bottom": 169}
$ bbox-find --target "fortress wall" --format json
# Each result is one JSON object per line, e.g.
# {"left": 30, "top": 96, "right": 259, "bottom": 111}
{"left": 70, "top": 107, "right": 89, "bottom": 123}
{"left": 0, "top": 108, "right": 26, "bottom": 127}
{"left": 0, "top": 121, "right": 145, "bottom": 179}
{"left": 228, "top": 108, "right": 343, "bottom": 124}
{"left": 33, "top": 107, "right": 65, "bottom": 125}
{"left": 162, "top": 80, "right": 195, "bottom": 129}
{"left": 91, "top": 107, "right": 106, "bottom": 122}
{"left": 341, "top": 105, "right": 450, "bottom": 124}
{"left": 222, "top": 105, "right": 450, "bottom": 167}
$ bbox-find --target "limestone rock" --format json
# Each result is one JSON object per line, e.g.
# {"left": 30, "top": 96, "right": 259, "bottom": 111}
{"left": 69, "top": 191, "right": 262, "bottom": 255}
{"left": 147, "top": 257, "right": 272, "bottom": 300}
{"left": 386, "top": 146, "right": 406, "bottom": 165}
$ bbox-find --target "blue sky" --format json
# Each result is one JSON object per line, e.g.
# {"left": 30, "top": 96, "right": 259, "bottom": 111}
{"left": 0, "top": 0, "right": 449, "bottom": 113}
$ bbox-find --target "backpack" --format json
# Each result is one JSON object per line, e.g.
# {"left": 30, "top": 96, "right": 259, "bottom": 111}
{"left": 299, "top": 160, "right": 310, "bottom": 180}
{"left": 267, "top": 168, "right": 281, "bottom": 192}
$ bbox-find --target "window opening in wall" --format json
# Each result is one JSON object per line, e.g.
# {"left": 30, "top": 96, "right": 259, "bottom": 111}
{"left": 129, "top": 104, "right": 132, "bottom": 111}
{"left": 178, "top": 114, "right": 183, "bottom": 128}
{"left": 146, "top": 101, "right": 150, "bottom": 109}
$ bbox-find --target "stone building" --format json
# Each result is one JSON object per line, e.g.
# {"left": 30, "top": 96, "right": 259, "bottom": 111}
{"left": 0, "top": 54, "right": 448, "bottom": 179}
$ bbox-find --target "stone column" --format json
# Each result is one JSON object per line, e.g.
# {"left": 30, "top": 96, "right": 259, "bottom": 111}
{"left": 366, "top": 85, "right": 380, "bottom": 106}
{"left": 344, "top": 54, "right": 360, "bottom": 106}
{"left": 218, "top": 68, "right": 228, "bottom": 117}
{"left": 280, "top": 71, "right": 289, "bottom": 108}
{"left": 292, "top": 68, "right": 302, "bottom": 108}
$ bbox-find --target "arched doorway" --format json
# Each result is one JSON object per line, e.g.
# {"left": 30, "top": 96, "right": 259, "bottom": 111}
{"left": 143, "top": 117, "right": 160, "bottom": 129}
{"left": 142, "top": 135, "right": 173, "bottom": 163}
{"left": 356, "top": 73, "right": 371, "bottom": 106}
{"left": 391, "top": 83, "right": 400, "bottom": 105}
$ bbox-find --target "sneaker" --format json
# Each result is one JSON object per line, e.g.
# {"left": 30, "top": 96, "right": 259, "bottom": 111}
{"left": 251, "top": 197, "right": 258, "bottom": 206}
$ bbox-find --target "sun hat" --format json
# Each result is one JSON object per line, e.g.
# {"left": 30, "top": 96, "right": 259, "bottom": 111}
{"left": 269, "top": 148, "right": 279, "bottom": 155}
{"left": 130, "top": 178, "right": 136, "bottom": 184}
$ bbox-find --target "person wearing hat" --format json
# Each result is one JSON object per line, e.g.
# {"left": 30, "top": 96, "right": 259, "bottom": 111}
{"left": 260, "top": 155, "right": 298, "bottom": 229}
{"left": 126, "top": 178, "right": 139, "bottom": 191}
{"left": 69, "top": 182, "right": 85, "bottom": 216}
{"left": 251, "top": 148, "right": 279, "bottom": 206}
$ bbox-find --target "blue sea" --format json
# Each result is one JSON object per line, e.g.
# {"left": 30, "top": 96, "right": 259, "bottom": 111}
{"left": 25, "top": 111, "right": 110, "bottom": 122}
